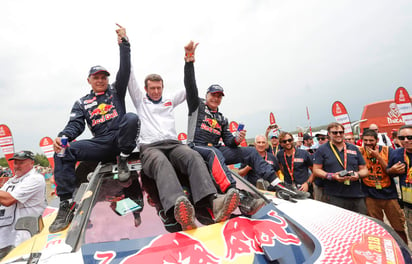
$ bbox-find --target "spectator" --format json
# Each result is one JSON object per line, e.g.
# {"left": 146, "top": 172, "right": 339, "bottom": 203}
{"left": 359, "top": 130, "right": 407, "bottom": 243}
{"left": 265, "top": 125, "right": 281, "bottom": 156}
{"left": 49, "top": 25, "right": 140, "bottom": 233}
{"left": 0, "top": 151, "right": 46, "bottom": 259}
{"left": 313, "top": 129, "right": 328, "bottom": 201}
{"left": 238, "top": 135, "right": 280, "bottom": 187}
{"left": 391, "top": 130, "right": 402, "bottom": 149}
{"left": 344, "top": 134, "right": 356, "bottom": 145}
{"left": 369, "top": 124, "right": 392, "bottom": 147}
{"left": 313, "top": 122, "right": 368, "bottom": 213}
{"left": 387, "top": 125, "right": 412, "bottom": 242}
{"left": 277, "top": 132, "right": 314, "bottom": 194}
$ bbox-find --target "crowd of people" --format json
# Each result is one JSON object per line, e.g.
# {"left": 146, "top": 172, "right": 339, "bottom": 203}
{"left": 0, "top": 24, "right": 410, "bottom": 259}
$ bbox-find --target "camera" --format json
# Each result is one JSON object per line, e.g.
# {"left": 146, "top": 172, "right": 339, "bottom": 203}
{"left": 338, "top": 170, "right": 354, "bottom": 177}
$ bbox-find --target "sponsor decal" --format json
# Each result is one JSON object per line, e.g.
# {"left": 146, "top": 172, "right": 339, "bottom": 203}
{"left": 94, "top": 251, "right": 116, "bottom": 264}
{"left": 84, "top": 97, "right": 97, "bottom": 104}
{"left": 347, "top": 149, "right": 357, "bottom": 155}
{"left": 120, "top": 232, "right": 220, "bottom": 264}
{"left": 293, "top": 158, "right": 304, "bottom": 162}
{"left": 84, "top": 101, "right": 98, "bottom": 110}
{"left": 89, "top": 103, "right": 118, "bottom": 127}
{"left": 351, "top": 234, "right": 401, "bottom": 264}
{"left": 163, "top": 101, "right": 172, "bottom": 107}
{"left": 201, "top": 122, "right": 221, "bottom": 136}
{"left": 223, "top": 210, "right": 301, "bottom": 260}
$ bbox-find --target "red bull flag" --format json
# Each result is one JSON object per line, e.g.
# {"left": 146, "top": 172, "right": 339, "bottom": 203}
{"left": 0, "top": 124, "right": 15, "bottom": 172}
{"left": 332, "top": 101, "right": 353, "bottom": 134}
{"left": 39, "top": 136, "right": 55, "bottom": 169}
{"left": 395, "top": 86, "right": 412, "bottom": 125}
{"left": 229, "top": 121, "right": 247, "bottom": 147}
{"left": 177, "top": 132, "right": 187, "bottom": 144}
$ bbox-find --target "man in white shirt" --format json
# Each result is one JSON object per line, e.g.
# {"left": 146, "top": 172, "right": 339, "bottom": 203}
{"left": 369, "top": 124, "right": 392, "bottom": 147}
{"left": 128, "top": 65, "right": 239, "bottom": 231}
{"left": 0, "top": 151, "right": 46, "bottom": 259}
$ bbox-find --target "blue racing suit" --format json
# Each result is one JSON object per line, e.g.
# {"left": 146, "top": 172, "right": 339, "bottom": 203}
{"left": 184, "top": 61, "right": 277, "bottom": 193}
{"left": 54, "top": 40, "right": 140, "bottom": 200}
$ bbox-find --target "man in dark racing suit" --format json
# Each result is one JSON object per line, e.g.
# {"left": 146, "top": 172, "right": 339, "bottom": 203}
{"left": 184, "top": 42, "right": 277, "bottom": 215}
{"left": 49, "top": 25, "right": 140, "bottom": 233}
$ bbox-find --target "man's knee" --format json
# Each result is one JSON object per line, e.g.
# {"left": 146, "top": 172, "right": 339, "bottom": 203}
{"left": 123, "top": 112, "right": 140, "bottom": 128}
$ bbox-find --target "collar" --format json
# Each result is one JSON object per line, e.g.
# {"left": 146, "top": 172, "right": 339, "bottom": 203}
{"left": 146, "top": 94, "right": 162, "bottom": 104}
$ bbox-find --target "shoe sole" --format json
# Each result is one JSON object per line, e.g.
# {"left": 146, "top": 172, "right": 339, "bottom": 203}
{"left": 215, "top": 189, "right": 240, "bottom": 223}
{"left": 174, "top": 196, "right": 197, "bottom": 231}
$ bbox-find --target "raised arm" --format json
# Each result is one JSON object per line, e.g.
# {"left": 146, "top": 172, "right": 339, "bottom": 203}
{"left": 184, "top": 41, "right": 200, "bottom": 115}
{"left": 113, "top": 23, "right": 131, "bottom": 101}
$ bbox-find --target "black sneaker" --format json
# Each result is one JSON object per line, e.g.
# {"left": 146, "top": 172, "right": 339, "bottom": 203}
{"left": 238, "top": 190, "right": 266, "bottom": 216}
{"left": 174, "top": 196, "right": 197, "bottom": 231}
{"left": 117, "top": 156, "right": 130, "bottom": 182}
{"left": 49, "top": 200, "right": 75, "bottom": 233}
{"left": 213, "top": 188, "right": 240, "bottom": 223}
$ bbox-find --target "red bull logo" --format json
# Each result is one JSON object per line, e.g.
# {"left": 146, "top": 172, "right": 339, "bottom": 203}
{"left": 89, "top": 103, "right": 115, "bottom": 118}
{"left": 120, "top": 232, "right": 220, "bottom": 264}
{"left": 201, "top": 118, "right": 222, "bottom": 136}
{"left": 222, "top": 210, "right": 301, "bottom": 260}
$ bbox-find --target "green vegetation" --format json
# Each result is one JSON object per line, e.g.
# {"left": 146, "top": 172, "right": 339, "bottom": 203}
{"left": 0, "top": 154, "right": 50, "bottom": 168}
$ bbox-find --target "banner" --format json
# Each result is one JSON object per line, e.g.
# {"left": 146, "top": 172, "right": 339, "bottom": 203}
{"left": 39, "top": 137, "right": 55, "bottom": 169}
{"left": 269, "top": 112, "right": 276, "bottom": 125}
{"left": 177, "top": 133, "right": 187, "bottom": 144}
{"left": 229, "top": 121, "right": 247, "bottom": 147}
{"left": 394, "top": 87, "right": 412, "bottom": 125}
{"left": 306, "top": 106, "right": 312, "bottom": 137}
{"left": 331, "top": 101, "right": 353, "bottom": 134}
{"left": 0, "top": 124, "right": 15, "bottom": 172}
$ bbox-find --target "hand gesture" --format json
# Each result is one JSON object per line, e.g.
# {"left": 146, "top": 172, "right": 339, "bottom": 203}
{"left": 365, "top": 146, "right": 379, "bottom": 158}
{"left": 116, "top": 23, "right": 128, "bottom": 44}
{"left": 184, "top": 41, "right": 198, "bottom": 62}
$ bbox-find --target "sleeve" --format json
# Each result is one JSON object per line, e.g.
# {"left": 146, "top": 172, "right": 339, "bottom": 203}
{"left": 304, "top": 151, "right": 313, "bottom": 166}
{"left": 172, "top": 89, "right": 187, "bottom": 108}
{"left": 114, "top": 41, "right": 131, "bottom": 102}
{"left": 220, "top": 117, "right": 237, "bottom": 147}
{"left": 355, "top": 147, "right": 366, "bottom": 165}
{"left": 272, "top": 156, "right": 281, "bottom": 172}
{"left": 313, "top": 147, "right": 325, "bottom": 165}
{"left": 10, "top": 176, "right": 44, "bottom": 204}
{"left": 184, "top": 62, "right": 200, "bottom": 115}
{"left": 128, "top": 66, "right": 144, "bottom": 111}
{"left": 58, "top": 100, "right": 86, "bottom": 141}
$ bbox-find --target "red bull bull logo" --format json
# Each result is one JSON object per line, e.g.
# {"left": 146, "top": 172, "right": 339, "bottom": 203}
{"left": 201, "top": 118, "right": 222, "bottom": 135}
{"left": 222, "top": 210, "right": 301, "bottom": 261}
{"left": 120, "top": 232, "right": 220, "bottom": 264}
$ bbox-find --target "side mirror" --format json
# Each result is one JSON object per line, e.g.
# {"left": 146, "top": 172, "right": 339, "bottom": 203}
{"left": 15, "top": 215, "right": 44, "bottom": 237}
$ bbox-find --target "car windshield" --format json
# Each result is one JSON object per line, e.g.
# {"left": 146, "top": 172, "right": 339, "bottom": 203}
{"left": 83, "top": 172, "right": 253, "bottom": 244}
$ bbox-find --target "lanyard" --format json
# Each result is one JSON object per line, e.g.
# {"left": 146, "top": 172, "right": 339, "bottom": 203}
{"left": 404, "top": 149, "right": 412, "bottom": 183}
{"left": 330, "top": 142, "right": 347, "bottom": 170}
{"left": 284, "top": 149, "right": 295, "bottom": 182}
{"left": 271, "top": 145, "right": 279, "bottom": 157}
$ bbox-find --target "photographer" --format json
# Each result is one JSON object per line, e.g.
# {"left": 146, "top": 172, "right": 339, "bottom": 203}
{"left": 313, "top": 122, "right": 368, "bottom": 214}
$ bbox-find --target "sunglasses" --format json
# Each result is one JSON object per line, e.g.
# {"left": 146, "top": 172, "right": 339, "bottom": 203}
{"left": 330, "top": 131, "right": 344, "bottom": 135}
{"left": 317, "top": 137, "right": 327, "bottom": 140}
{"left": 398, "top": 135, "right": 412, "bottom": 141}
{"left": 281, "top": 138, "right": 293, "bottom": 144}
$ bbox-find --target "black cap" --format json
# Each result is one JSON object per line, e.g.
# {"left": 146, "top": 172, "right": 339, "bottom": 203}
{"left": 303, "top": 133, "right": 312, "bottom": 141}
{"left": 207, "top": 84, "right": 225, "bottom": 96}
{"left": 9, "top": 150, "right": 35, "bottom": 161}
{"left": 88, "top": 65, "right": 110, "bottom": 77}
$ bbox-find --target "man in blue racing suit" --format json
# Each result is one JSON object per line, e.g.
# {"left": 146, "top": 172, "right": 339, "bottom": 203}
{"left": 184, "top": 41, "right": 277, "bottom": 215}
{"left": 49, "top": 25, "right": 140, "bottom": 233}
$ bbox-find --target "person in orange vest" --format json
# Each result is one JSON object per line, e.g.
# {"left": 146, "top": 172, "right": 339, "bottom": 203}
{"left": 359, "top": 129, "right": 407, "bottom": 244}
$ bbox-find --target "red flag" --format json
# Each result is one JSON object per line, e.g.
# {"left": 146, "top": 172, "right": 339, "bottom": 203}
{"left": 394, "top": 87, "right": 412, "bottom": 125}
{"left": 0, "top": 124, "right": 15, "bottom": 172}
{"left": 306, "top": 106, "right": 312, "bottom": 137}
{"left": 269, "top": 112, "right": 276, "bottom": 125}
{"left": 331, "top": 101, "right": 353, "bottom": 134}
{"left": 40, "top": 137, "right": 55, "bottom": 169}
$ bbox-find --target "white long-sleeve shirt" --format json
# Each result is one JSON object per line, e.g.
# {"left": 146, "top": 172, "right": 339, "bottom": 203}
{"left": 128, "top": 70, "right": 186, "bottom": 144}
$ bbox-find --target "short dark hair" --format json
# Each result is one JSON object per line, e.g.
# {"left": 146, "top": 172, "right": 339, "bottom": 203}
{"left": 362, "top": 129, "right": 378, "bottom": 139}
{"left": 327, "top": 122, "right": 344, "bottom": 132}
{"left": 144, "top": 74, "right": 163, "bottom": 88}
{"left": 399, "top": 125, "right": 412, "bottom": 133}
